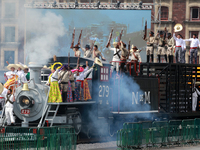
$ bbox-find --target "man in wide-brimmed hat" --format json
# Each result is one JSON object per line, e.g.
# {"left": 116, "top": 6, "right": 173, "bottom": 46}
{"left": 73, "top": 44, "right": 81, "bottom": 57}
{"left": 127, "top": 45, "right": 142, "bottom": 75}
{"left": 16, "top": 64, "right": 27, "bottom": 85}
{"left": 144, "top": 31, "right": 155, "bottom": 63}
{"left": 108, "top": 42, "right": 121, "bottom": 75}
{"left": 80, "top": 44, "right": 92, "bottom": 58}
{"left": 19, "top": 62, "right": 30, "bottom": 81}
{"left": 166, "top": 33, "right": 174, "bottom": 63}
{"left": 0, "top": 83, "right": 16, "bottom": 126}
{"left": 4, "top": 64, "right": 18, "bottom": 90}
{"left": 119, "top": 41, "right": 129, "bottom": 73}
{"left": 155, "top": 31, "right": 167, "bottom": 63}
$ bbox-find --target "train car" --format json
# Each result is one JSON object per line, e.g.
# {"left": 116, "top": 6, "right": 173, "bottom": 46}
{"left": 7, "top": 56, "right": 200, "bottom": 138}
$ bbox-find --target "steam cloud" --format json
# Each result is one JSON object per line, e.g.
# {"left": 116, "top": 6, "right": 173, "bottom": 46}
{"left": 25, "top": 10, "right": 65, "bottom": 64}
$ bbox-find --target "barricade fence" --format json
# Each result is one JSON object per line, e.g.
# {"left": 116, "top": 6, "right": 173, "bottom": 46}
{"left": 117, "top": 118, "right": 200, "bottom": 149}
{"left": 0, "top": 125, "right": 76, "bottom": 150}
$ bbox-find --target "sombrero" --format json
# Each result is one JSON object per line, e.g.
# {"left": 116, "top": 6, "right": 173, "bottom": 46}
{"left": 7, "top": 64, "right": 17, "bottom": 70}
{"left": 113, "top": 42, "right": 118, "bottom": 47}
{"left": 73, "top": 44, "right": 80, "bottom": 49}
{"left": 0, "top": 83, "right": 4, "bottom": 95}
{"left": 16, "top": 64, "right": 25, "bottom": 70}
{"left": 23, "top": 65, "right": 29, "bottom": 69}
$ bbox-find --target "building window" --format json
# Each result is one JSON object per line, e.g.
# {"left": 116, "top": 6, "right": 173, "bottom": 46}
{"left": 4, "top": 3, "right": 16, "bottom": 18}
{"left": 190, "top": 31, "right": 199, "bottom": 38}
{"left": 5, "top": 27, "right": 15, "bottom": 42}
{"left": 4, "top": 51, "right": 15, "bottom": 66}
{"left": 100, "top": 67, "right": 109, "bottom": 81}
{"left": 191, "top": 7, "right": 199, "bottom": 20}
{"left": 161, "top": 6, "right": 168, "bottom": 20}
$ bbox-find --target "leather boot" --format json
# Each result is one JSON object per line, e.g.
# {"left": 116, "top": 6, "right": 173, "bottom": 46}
{"left": 151, "top": 54, "right": 154, "bottom": 63}
{"left": 171, "top": 56, "right": 173, "bottom": 63}
{"left": 165, "top": 55, "right": 167, "bottom": 63}
{"left": 147, "top": 55, "right": 150, "bottom": 63}
{"left": 158, "top": 55, "right": 161, "bottom": 63}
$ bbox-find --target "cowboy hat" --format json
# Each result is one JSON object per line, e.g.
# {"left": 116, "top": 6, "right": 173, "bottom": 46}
{"left": 16, "top": 64, "right": 25, "bottom": 70}
{"left": 23, "top": 65, "right": 29, "bottom": 69}
{"left": 113, "top": 42, "right": 118, "bottom": 48}
{"left": 0, "top": 83, "right": 4, "bottom": 95}
{"left": 131, "top": 45, "right": 138, "bottom": 50}
{"left": 7, "top": 64, "right": 17, "bottom": 70}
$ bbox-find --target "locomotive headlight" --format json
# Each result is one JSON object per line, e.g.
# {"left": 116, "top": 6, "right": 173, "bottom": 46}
{"left": 19, "top": 95, "right": 34, "bottom": 108}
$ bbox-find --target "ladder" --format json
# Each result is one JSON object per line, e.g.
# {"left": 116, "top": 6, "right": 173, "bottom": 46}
{"left": 38, "top": 104, "right": 60, "bottom": 127}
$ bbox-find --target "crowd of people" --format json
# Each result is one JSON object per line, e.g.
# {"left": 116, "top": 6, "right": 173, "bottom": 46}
{"left": 144, "top": 29, "right": 200, "bottom": 64}
{"left": 0, "top": 63, "right": 29, "bottom": 126}
{"left": 46, "top": 60, "right": 95, "bottom": 103}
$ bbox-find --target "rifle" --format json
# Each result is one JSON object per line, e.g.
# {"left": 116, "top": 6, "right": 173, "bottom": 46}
{"left": 106, "top": 28, "right": 113, "bottom": 48}
{"left": 118, "top": 28, "right": 123, "bottom": 42}
{"left": 68, "top": 52, "right": 70, "bottom": 70}
{"left": 90, "top": 40, "right": 96, "bottom": 51}
{"left": 70, "top": 27, "right": 75, "bottom": 49}
{"left": 127, "top": 39, "right": 131, "bottom": 59}
{"left": 77, "top": 29, "right": 82, "bottom": 45}
{"left": 143, "top": 20, "right": 147, "bottom": 40}
{"left": 76, "top": 57, "right": 80, "bottom": 76}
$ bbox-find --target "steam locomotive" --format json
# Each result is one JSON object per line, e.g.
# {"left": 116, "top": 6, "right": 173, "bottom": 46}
{"left": 11, "top": 56, "right": 200, "bottom": 137}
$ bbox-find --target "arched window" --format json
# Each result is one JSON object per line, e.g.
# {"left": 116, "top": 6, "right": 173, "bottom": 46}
{"left": 161, "top": 6, "right": 169, "bottom": 20}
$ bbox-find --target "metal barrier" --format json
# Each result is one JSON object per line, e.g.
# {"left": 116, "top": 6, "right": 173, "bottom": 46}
{"left": 0, "top": 126, "right": 76, "bottom": 150}
{"left": 117, "top": 118, "right": 200, "bottom": 149}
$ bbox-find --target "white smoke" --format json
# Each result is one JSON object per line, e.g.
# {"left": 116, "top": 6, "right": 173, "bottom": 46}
{"left": 25, "top": 10, "right": 65, "bottom": 64}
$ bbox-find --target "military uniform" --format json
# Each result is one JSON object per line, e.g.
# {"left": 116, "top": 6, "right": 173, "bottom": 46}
{"left": 167, "top": 36, "right": 175, "bottom": 63}
{"left": 58, "top": 70, "right": 70, "bottom": 102}
{"left": 92, "top": 50, "right": 105, "bottom": 60}
{"left": 144, "top": 36, "right": 155, "bottom": 62}
{"left": 80, "top": 46, "right": 92, "bottom": 58}
{"left": 73, "top": 48, "right": 81, "bottom": 57}
{"left": 155, "top": 34, "right": 167, "bottom": 63}
{"left": 68, "top": 70, "right": 75, "bottom": 100}
{"left": 119, "top": 43, "right": 129, "bottom": 72}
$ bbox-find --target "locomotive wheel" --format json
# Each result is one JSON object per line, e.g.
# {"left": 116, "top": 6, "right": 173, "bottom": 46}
{"left": 72, "top": 111, "right": 82, "bottom": 135}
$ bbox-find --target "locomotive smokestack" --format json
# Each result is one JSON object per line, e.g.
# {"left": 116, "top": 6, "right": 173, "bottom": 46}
{"left": 29, "top": 64, "right": 43, "bottom": 84}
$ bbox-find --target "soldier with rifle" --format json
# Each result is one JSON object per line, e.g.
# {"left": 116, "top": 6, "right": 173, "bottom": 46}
{"left": 144, "top": 29, "right": 155, "bottom": 62}
{"left": 93, "top": 45, "right": 106, "bottom": 61}
{"left": 155, "top": 30, "right": 167, "bottom": 63}
{"left": 166, "top": 33, "right": 175, "bottom": 63}
{"left": 71, "top": 29, "right": 82, "bottom": 57}
{"left": 80, "top": 40, "right": 95, "bottom": 58}
{"left": 119, "top": 41, "right": 129, "bottom": 73}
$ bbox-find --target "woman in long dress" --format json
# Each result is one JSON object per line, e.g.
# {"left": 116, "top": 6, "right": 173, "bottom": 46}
{"left": 47, "top": 62, "right": 63, "bottom": 103}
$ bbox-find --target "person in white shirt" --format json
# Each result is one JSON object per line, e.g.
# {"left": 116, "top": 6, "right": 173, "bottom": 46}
{"left": 4, "top": 64, "right": 18, "bottom": 90}
{"left": 108, "top": 42, "right": 121, "bottom": 75}
{"left": 192, "top": 83, "right": 200, "bottom": 111}
{"left": 173, "top": 32, "right": 186, "bottom": 63}
{"left": 16, "top": 64, "right": 27, "bottom": 86}
{"left": 3, "top": 88, "right": 15, "bottom": 126}
{"left": 184, "top": 34, "right": 200, "bottom": 64}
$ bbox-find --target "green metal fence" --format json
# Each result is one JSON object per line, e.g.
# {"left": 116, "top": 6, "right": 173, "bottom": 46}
{"left": 117, "top": 118, "right": 200, "bottom": 149}
{"left": 0, "top": 126, "right": 76, "bottom": 150}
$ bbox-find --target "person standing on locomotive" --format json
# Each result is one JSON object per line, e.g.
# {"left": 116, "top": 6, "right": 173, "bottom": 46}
{"left": 184, "top": 34, "right": 200, "bottom": 64}
{"left": 80, "top": 44, "right": 92, "bottom": 58}
{"left": 19, "top": 62, "right": 30, "bottom": 81}
{"left": 166, "top": 33, "right": 175, "bottom": 63}
{"left": 119, "top": 41, "right": 129, "bottom": 73}
{"left": 68, "top": 67, "right": 76, "bottom": 101}
{"left": 144, "top": 31, "right": 155, "bottom": 63}
{"left": 47, "top": 63, "right": 63, "bottom": 103}
{"left": 128, "top": 45, "right": 142, "bottom": 75}
{"left": 58, "top": 65, "right": 70, "bottom": 102}
{"left": 16, "top": 64, "right": 27, "bottom": 86}
{"left": 155, "top": 31, "right": 167, "bottom": 63}
{"left": 173, "top": 31, "right": 186, "bottom": 63}
{"left": 92, "top": 45, "right": 106, "bottom": 61}
{"left": 1, "top": 86, "right": 16, "bottom": 126}
{"left": 108, "top": 42, "right": 121, "bottom": 76}
{"left": 73, "top": 44, "right": 81, "bottom": 57}
{"left": 192, "top": 83, "right": 200, "bottom": 112}
{"left": 4, "top": 64, "right": 18, "bottom": 90}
